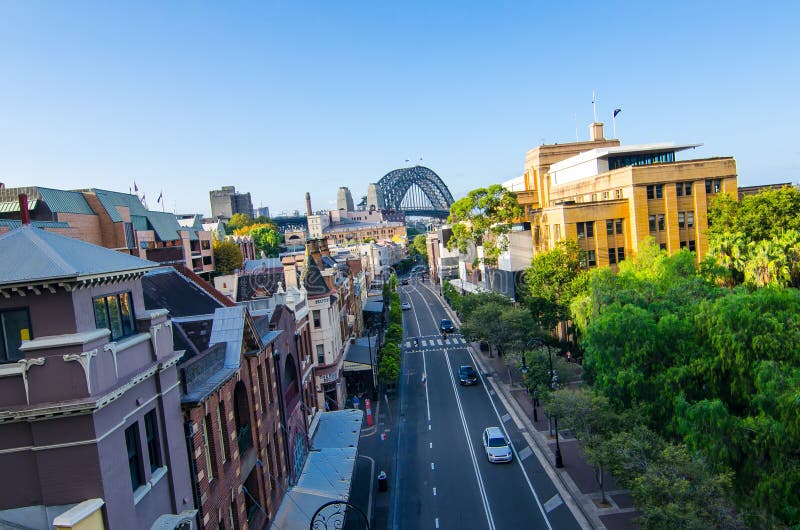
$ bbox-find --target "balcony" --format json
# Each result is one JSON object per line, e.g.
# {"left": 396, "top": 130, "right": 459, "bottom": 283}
{"left": 515, "top": 190, "right": 540, "bottom": 207}
{"left": 146, "top": 245, "right": 185, "bottom": 265}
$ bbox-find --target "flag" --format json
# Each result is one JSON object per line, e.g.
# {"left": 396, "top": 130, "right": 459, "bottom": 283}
{"left": 140, "top": 194, "right": 146, "bottom": 207}
{"left": 613, "top": 108, "right": 622, "bottom": 118}
{"left": 157, "top": 191, "right": 163, "bottom": 203}
{"left": 405, "top": 159, "right": 409, "bottom": 163}
{"left": 134, "top": 181, "right": 138, "bottom": 192}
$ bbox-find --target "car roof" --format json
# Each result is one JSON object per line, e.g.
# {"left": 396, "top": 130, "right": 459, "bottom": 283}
{"left": 441, "top": 318, "right": 452, "bottom": 323}
{"left": 460, "top": 365, "right": 475, "bottom": 370}
{"left": 485, "top": 426, "right": 504, "bottom": 437}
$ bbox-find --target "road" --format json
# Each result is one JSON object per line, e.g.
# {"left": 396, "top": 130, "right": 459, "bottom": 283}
{"left": 389, "top": 279, "right": 582, "bottom": 530}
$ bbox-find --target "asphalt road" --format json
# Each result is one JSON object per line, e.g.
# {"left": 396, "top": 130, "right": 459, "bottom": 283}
{"left": 389, "top": 280, "right": 582, "bottom": 530}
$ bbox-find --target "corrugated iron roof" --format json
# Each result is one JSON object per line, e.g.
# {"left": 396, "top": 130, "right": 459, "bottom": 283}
{"left": 36, "top": 187, "right": 95, "bottom": 215}
{"left": 0, "top": 199, "right": 38, "bottom": 213}
{"left": 91, "top": 188, "right": 148, "bottom": 222}
{"left": 0, "top": 219, "right": 70, "bottom": 229}
{"left": 146, "top": 210, "right": 182, "bottom": 241}
{"left": 208, "top": 305, "right": 248, "bottom": 368}
{"left": 0, "top": 225, "right": 157, "bottom": 285}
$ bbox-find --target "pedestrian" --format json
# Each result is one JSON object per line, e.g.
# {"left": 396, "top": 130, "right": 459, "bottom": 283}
{"left": 566, "top": 351, "right": 572, "bottom": 363}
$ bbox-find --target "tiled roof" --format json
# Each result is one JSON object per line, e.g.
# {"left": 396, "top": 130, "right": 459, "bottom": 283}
{"left": 0, "top": 186, "right": 94, "bottom": 215}
{"left": 236, "top": 270, "right": 284, "bottom": 302}
{"left": 142, "top": 267, "right": 224, "bottom": 318}
{"left": 0, "top": 225, "right": 156, "bottom": 285}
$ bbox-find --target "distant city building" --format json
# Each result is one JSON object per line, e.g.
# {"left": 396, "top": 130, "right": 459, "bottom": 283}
{"left": 0, "top": 187, "right": 215, "bottom": 276}
{"left": 209, "top": 186, "right": 253, "bottom": 220}
{"left": 366, "top": 183, "right": 385, "bottom": 211}
{"left": 0, "top": 215, "right": 194, "bottom": 529}
{"left": 336, "top": 187, "right": 355, "bottom": 212}
{"left": 255, "top": 205, "right": 271, "bottom": 218}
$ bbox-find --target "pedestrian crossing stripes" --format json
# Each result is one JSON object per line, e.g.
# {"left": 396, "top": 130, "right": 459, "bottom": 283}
{"left": 404, "top": 337, "right": 467, "bottom": 348}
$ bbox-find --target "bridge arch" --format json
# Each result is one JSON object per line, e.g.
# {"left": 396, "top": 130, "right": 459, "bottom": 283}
{"left": 377, "top": 166, "right": 454, "bottom": 216}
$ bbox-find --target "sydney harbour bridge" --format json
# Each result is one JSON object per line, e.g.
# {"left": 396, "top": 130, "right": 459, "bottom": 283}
{"left": 272, "top": 165, "right": 455, "bottom": 231}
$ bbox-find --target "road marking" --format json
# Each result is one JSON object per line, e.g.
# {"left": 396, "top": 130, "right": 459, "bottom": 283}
{"left": 433, "top": 487, "right": 437, "bottom": 496}
{"left": 431, "top": 462, "right": 435, "bottom": 470}
{"left": 430, "top": 442, "right": 433, "bottom": 449}
{"left": 489, "top": 389, "right": 495, "bottom": 395}
{"left": 359, "top": 455, "right": 376, "bottom": 523}
{"left": 544, "top": 494, "right": 563, "bottom": 513}
{"left": 428, "top": 424, "right": 431, "bottom": 431}
{"left": 422, "top": 340, "right": 428, "bottom": 347}
{"left": 436, "top": 339, "right": 443, "bottom": 345}
{"left": 435, "top": 518, "right": 440, "bottom": 528}
{"left": 518, "top": 446, "right": 533, "bottom": 461}
{"left": 405, "top": 340, "right": 411, "bottom": 348}
{"left": 501, "top": 413, "right": 511, "bottom": 423}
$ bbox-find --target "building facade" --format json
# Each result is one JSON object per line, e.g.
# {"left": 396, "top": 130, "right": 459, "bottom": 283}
{"left": 516, "top": 122, "right": 738, "bottom": 267}
{"left": 0, "top": 219, "right": 194, "bottom": 529}
{"left": 209, "top": 186, "right": 254, "bottom": 220}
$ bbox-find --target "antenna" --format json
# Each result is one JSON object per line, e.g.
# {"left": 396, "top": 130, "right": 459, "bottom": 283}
{"left": 592, "top": 90, "right": 598, "bottom": 122}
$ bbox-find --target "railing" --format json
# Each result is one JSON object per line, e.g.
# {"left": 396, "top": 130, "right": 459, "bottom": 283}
{"left": 237, "top": 424, "right": 253, "bottom": 454}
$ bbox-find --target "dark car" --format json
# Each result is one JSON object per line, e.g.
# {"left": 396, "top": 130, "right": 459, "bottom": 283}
{"left": 440, "top": 318, "right": 455, "bottom": 333}
{"left": 401, "top": 278, "right": 410, "bottom": 285}
{"left": 459, "top": 365, "right": 479, "bottom": 386}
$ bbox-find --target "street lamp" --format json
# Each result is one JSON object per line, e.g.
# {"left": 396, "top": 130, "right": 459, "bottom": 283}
{"left": 548, "top": 345, "right": 564, "bottom": 469}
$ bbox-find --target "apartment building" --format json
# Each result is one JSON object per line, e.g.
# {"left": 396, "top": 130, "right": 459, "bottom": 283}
{"left": 0, "top": 212, "right": 194, "bottom": 529}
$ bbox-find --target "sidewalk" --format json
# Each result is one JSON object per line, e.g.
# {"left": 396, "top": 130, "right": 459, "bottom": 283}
{"left": 434, "top": 289, "right": 641, "bottom": 530}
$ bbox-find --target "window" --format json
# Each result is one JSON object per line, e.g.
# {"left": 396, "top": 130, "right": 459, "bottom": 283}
{"left": 257, "top": 364, "right": 268, "bottom": 411}
{"left": 689, "top": 240, "right": 696, "bottom": 252}
{"left": 615, "top": 189, "right": 623, "bottom": 199}
{"left": 687, "top": 211, "right": 694, "bottom": 228}
{"left": 617, "top": 247, "right": 625, "bottom": 262}
{"left": 576, "top": 222, "right": 594, "bottom": 239}
{"left": 606, "top": 220, "right": 614, "bottom": 235}
{"left": 648, "top": 215, "right": 656, "bottom": 232}
{"left": 676, "top": 183, "right": 683, "bottom": 197}
{"left": 316, "top": 344, "right": 325, "bottom": 365}
{"left": 125, "top": 423, "right": 143, "bottom": 490}
{"left": 1, "top": 308, "right": 31, "bottom": 363}
{"left": 677, "top": 182, "right": 692, "bottom": 196}
{"left": 601, "top": 191, "right": 609, "bottom": 200}
{"left": 312, "top": 310, "right": 321, "bottom": 328}
{"left": 678, "top": 212, "right": 685, "bottom": 229}
{"left": 608, "top": 248, "right": 617, "bottom": 265}
{"left": 587, "top": 250, "right": 596, "bottom": 267}
{"left": 144, "top": 410, "right": 162, "bottom": 472}
{"left": 657, "top": 214, "right": 665, "bottom": 231}
{"left": 660, "top": 243, "right": 667, "bottom": 250}
{"left": 216, "top": 403, "right": 228, "bottom": 464}
{"left": 93, "top": 292, "right": 135, "bottom": 341}
{"left": 203, "top": 415, "right": 214, "bottom": 482}
{"left": 646, "top": 185, "right": 654, "bottom": 200}
{"left": 646, "top": 184, "right": 663, "bottom": 199}
{"left": 705, "top": 179, "right": 722, "bottom": 194}
{"left": 656, "top": 184, "right": 663, "bottom": 199}
{"left": 553, "top": 224, "right": 561, "bottom": 242}
{"left": 615, "top": 219, "right": 623, "bottom": 235}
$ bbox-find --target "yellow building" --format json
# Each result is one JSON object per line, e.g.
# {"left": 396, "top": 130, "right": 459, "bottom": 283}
{"left": 516, "top": 123, "right": 737, "bottom": 267}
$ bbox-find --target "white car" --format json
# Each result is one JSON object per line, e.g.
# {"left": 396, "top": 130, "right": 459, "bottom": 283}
{"left": 482, "top": 427, "right": 513, "bottom": 463}
{"left": 401, "top": 302, "right": 412, "bottom": 310}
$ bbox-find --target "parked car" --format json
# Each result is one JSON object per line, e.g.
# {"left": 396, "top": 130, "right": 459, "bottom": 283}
{"left": 459, "top": 365, "right": 479, "bottom": 385}
{"left": 401, "top": 301, "right": 412, "bottom": 310}
{"left": 440, "top": 318, "right": 455, "bottom": 333}
{"left": 482, "top": 427, "right": 513, "bottom": 463}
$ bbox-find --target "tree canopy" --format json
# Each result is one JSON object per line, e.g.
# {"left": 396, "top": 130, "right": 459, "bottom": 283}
{"left": 447, "top": 184, "right": 522, "bottom": 265}
{"left": 212, "top": 239, "right": 243, "bottom": 275}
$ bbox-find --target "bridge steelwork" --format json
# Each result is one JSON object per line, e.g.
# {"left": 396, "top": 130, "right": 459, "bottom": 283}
{"left": 377, "top": 166, "right": 454, "bottom": 219}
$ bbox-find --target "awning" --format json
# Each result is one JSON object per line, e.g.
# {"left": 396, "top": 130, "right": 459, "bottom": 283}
{"left": 271, "top": 409, "right": 364, "bottom": 529}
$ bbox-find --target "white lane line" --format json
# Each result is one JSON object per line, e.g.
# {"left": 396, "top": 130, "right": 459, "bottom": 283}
{"left": 518, "top": 446, "right": 533, "bottom": 461}
{"left": 428, "top": 424, "right": 431, "bottom": 431}
{"left": 435, "top": 517, "right": 440, "bottom": 528}
{"left": 422, "top": 350, "right": 431, "bottom": 422}
{"left": 466, "top": 349, "right": 554, "bottom": 530}
{"left": 430, "top": 442, "right": 433, "bottom": 449}
{"left": 501, "top": 413, "right": 511, "bottom": 423}
{"left": 543, "top": 494, "right": 563, "bottom": 513}
{"left": 431, "top": 462, "right": 435, "bottom": 470}
{"left": 437, "top": 339, "right": 443, "bottom": 346}
{"left": 359, "top": 455, "right": 376, "bottom": 523}
{"left": 433, "top": 487, "right": 437, "bottom": 496}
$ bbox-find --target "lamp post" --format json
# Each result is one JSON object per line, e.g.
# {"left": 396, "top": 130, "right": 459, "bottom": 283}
{"left": 525, "top": 338, "right": 541, "bottom": 422}
{"left": 548, "top": 345, "right": 564, "bottom": 469}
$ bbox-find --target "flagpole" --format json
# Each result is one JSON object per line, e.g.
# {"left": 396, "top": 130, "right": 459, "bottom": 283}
{"left": 613, "top": 114, "right": 617, "bottom": 139}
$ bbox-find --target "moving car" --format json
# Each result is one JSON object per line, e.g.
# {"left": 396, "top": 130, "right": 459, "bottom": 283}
{"left": 482, "top": 427, "right": 513, "bottom": 463}
{"left": 459, "top": 365, "right": 479, "bottom": 385}
{"left": 401, "top": 278, "right": 410, "bottom": 285}
{"left": 440, "top": 318, "right": 455, "bottom": 333}
{"left": 401, "top": 301, "right": 412, "bottom": 310}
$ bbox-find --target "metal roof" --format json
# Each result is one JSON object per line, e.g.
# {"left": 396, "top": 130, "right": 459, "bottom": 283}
{"left": 0, "top": 219, "right": 70, "bottom": 230}
{"left": 0, "top": 187, "right": 94, "bottom": 215}
{"left": 243, "top": 257, "right": 283, "bottom": 271}
{"left": 0, "top": 225, "right": 157, "bottom": 285}
{"left": 143, "top": 210, "right": 183, "bottom": 242}
{"left": 90, "top": 188, "right": 149, "bottom": 222}
{"left": 208, "top": 305, "right": 248, "bottom": 368}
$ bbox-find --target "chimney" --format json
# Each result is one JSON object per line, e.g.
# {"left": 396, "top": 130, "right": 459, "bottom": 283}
{"left": 19, "top": 194, "right": 31, "bottom": 225}
{"left": 305, "top": 192, "right": 312, "bottom": 216}
{"left": 589, "top": 122, "right": 605, "bottom": 141}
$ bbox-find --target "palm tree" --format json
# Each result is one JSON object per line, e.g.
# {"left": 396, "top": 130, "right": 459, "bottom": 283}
{"left": 744, "top": 240, "right": 790, "bottom": 287}
{"left": 708, "top": 232, "right": 746, "bottom": 287}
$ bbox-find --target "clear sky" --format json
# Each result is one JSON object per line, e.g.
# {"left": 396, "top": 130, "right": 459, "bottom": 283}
{"left": 1, "top": 1, "right": 798, "bottom": 216}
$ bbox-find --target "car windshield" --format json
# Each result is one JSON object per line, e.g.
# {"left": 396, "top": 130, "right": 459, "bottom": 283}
{"left": 461, "top": 367, "right": 476, "bottom": 376}
{"left": 488, "top": 436, "right": 507, "bottom": 448}
{"left": 442, "top": 320, "right": 452, "bottom": 326}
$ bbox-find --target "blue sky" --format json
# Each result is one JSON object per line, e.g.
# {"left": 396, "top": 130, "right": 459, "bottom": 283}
{"left": 1, "top": 1, "right": 798, "bottom": 215}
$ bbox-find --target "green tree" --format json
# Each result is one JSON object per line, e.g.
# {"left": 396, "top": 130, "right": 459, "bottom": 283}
{"left": 248, "top": 225, "right": 282, "bottom": 257}
{"left": 226, "top": 213, "right": 254, "bottom": 234}
{"left": 410, "top": 234, "right": 428, "bottom": 261}
{"left": 523, "top": 239, "right": 588, "bottom": 331}
{"left": 447, "top": 184, "right": 522, "bottom": 265}
{"left": 212, "top": 239, "right": 243, "bottom": 275}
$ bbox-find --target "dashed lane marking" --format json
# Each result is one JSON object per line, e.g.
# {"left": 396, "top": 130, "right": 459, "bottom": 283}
{"left": 518, "top": 446, "right": 533, "bottom": 461}
{"left": 543, "top": 494, "right": 563, "bottom": 513}
{"left": 501, "top": 413, "right": 511, "bottom": 423}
